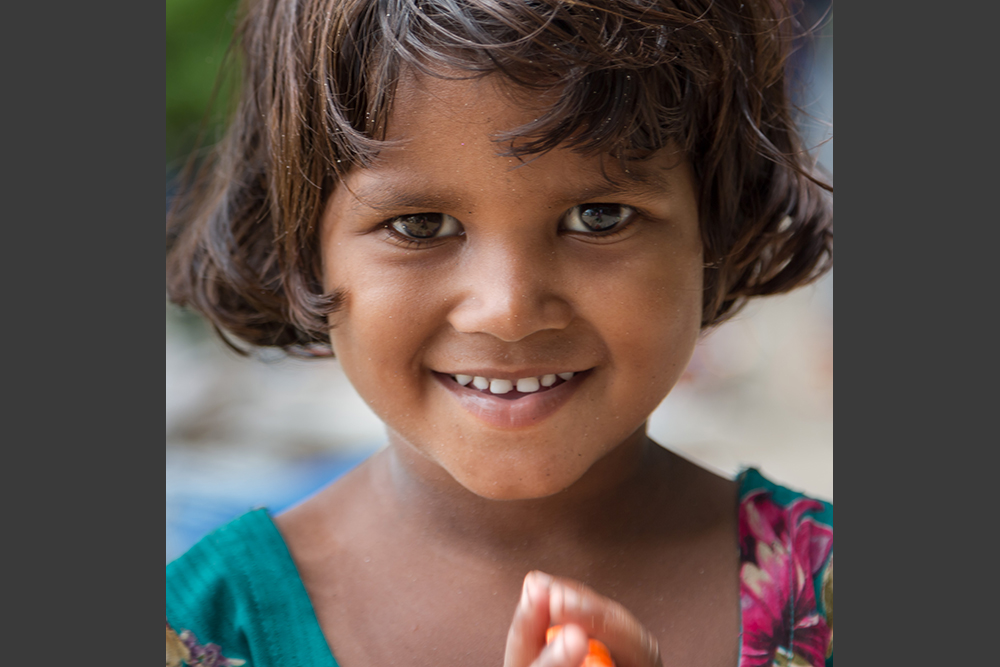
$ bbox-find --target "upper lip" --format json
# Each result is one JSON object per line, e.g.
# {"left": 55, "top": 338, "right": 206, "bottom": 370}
{"left": 432, "top": 368, "right": 589, "bottom": 381}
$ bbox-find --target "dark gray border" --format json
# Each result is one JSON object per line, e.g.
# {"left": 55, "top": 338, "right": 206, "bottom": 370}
{"left": 7, "top": 0, "right": 163, "bottom": 661}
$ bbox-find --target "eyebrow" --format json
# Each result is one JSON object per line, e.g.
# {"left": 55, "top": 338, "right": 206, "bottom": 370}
{"left": 347, "top": 162, "right": 675, "bottom": 214}
{"left": 571, "top": 166, "right": 674, "bottom": 203}
{"left": 348, "top": 186, "right": 460, "bottom": 214}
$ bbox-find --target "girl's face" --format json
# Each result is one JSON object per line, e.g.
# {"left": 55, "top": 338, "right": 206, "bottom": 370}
{"left": 321, "top": 74, "right": 703, "bottom": 500}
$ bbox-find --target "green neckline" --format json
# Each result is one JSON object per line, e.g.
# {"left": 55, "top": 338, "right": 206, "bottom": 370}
{"left": 167, "top": 508, "right": 341, "bottom": 667}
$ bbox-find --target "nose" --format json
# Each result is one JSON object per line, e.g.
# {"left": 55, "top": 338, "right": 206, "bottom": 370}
{"left": 447, "top": 237, "right": 574, "bottom": 342}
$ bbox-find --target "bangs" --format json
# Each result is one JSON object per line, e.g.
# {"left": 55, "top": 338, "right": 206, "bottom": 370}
{"left": 316, "top": 0, "right": 724, "bottom": 169}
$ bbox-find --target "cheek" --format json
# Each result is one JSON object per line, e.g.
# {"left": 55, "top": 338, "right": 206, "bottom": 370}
{"left": 581, "top": 249, "right": 703, "bottom": 405}
{"left": 326, "top": 245, "right": 426, "bottom": 337}
{"left": 324, "top": 252, "right": 447, "bottom": 407}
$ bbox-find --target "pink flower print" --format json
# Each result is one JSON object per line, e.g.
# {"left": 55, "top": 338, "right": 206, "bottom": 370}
{"left": 739, "top": 493, "right": 833, "bottom": 667}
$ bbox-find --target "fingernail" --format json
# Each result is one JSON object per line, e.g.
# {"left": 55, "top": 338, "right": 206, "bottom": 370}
{"left": 520, "top": 577, "right": 532, "bottom": 611}
{"left": 555, "top": 625, "right": 588, "bottom": 660}
{"left": 555, "top": 631, "right": 569, "bottom": 659}
{"left": 531, "top": 570, "right": 553, "bottom": 585}
{"left": 526, "top": 572, "right": 551, "bottom": 606}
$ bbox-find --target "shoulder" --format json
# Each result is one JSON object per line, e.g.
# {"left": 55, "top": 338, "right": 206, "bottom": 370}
{"left": 166, "top": 509, "right": 333, "bottom": 667}
{"left": 166, "top": 509, "right": 277, "bottom": 666}
{"left": 738, "top": 467, "right": 832, "bottom": 537}
{"left": 737, "top": 469, "right": 833, "bottom": 667}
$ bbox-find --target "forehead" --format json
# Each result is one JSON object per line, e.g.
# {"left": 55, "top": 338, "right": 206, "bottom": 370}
{"left": 387, "top": 71, "right": 548, "bottom": 142}
{"left": 339, "top": 72, "right": 683, "bottom": 210}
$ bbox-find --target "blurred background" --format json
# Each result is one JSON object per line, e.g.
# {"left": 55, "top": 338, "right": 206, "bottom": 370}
{"left": 166, "top": 0, "right": 833, "bottom": 563}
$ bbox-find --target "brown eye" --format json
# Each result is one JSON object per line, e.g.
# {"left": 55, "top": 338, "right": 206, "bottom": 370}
{"left": 562, "top": 203, "right": 636, "bottom": 233}
{"left": 390, "top": 213, "right": 462, "bottom": 239}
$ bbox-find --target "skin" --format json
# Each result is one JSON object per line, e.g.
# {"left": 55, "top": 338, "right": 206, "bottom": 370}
{"left": 276, "top": 73, "right": 740, "bottom": 666}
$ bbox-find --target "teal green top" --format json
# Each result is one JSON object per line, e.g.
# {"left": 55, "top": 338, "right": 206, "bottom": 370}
{"left": 166, "top": 508, "right": 339, "bottom": 666}
{"left": 166, "top": 469, "right": 832, "bottom": 667}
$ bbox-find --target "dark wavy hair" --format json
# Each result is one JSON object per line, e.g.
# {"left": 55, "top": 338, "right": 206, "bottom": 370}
{"left": 167, "top": 0, "right": 832, "bottom": 356}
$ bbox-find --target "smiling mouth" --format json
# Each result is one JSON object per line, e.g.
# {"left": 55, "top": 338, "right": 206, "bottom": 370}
{"left": 434, "top": 370, "right": 589, "bottom": 400}
{"left": 433, "top": 369, "right": 591, "bottom": 427}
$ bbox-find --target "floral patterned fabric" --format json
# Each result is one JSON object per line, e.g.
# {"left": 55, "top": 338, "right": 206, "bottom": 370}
{"left": 738, "top": 469, "right": 833, "bottom": 667}
{"left": 166, "top": 619, "right": 246, "bottom": 667}
{"left": 166, "top": 469, "right": 831, "bottom": 666}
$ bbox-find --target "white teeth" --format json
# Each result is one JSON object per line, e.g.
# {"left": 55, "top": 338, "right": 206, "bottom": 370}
{"left": 456, "top": 372, "right": 580, "bottom": 394}
{"left": 516, "top": 377, "right": 540, "bottom": 393}
{"left": 490, "top": 379, "right": 513, "bottom": 394}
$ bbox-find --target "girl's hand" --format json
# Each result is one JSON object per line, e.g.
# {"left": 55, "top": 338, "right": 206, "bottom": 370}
{"left": 504, "top": 571, "right": 663, "bottom": 667}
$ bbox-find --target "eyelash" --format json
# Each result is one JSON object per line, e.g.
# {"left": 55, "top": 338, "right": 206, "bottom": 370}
{"left": 572, "top": 223, "right": 633, "bottom": 243}
{"left": 377, "top": 204, "right": 642, "bottom": 248}
{"left": 383, "top": 228, "right": 451, "bottom": 250}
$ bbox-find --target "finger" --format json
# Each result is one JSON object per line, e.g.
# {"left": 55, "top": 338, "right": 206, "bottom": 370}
{"left": 503, "top": 571, "right": 554, "bottom": 667}
{"left": 549, "top": 579, "right": 663, "bottom": 667}
{"left": 530, "top": 623, "right": 589, "bottom": 667}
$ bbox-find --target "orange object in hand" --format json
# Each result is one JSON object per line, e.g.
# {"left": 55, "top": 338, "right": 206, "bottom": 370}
{"left": 546, "top": 625, "right": 615, "bottom": 667}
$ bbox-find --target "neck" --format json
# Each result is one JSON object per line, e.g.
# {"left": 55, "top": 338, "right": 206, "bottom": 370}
{"left": 374, "top": 426, "right": 678, "bottom": 561}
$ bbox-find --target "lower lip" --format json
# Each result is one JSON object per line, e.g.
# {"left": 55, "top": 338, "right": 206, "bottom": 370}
{"left": 434, "top": 371, "right": 590, "bottom": 429}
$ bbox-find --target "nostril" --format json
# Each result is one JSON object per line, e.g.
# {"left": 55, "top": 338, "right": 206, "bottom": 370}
{"left": 447, "top": 293, "right": 574, "bottom": 341}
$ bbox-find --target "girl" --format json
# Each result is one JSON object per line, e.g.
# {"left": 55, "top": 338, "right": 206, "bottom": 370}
{"left": 165, "top": 1, "right": 833, "bottom": 666}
